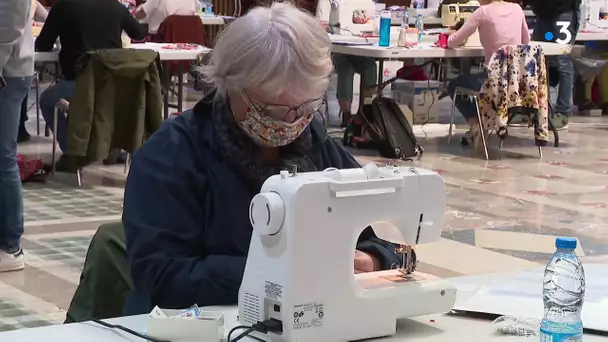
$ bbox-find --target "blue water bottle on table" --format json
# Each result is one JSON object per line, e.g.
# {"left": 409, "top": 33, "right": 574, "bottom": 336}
{"left": 540, "top": 237, "right": 585, "bottom": 342}
{"left": 379, "top": 10, "right": 391, "bottom": 47}
{"left": 415, "top": 14, "right": 424, "bottom": 43}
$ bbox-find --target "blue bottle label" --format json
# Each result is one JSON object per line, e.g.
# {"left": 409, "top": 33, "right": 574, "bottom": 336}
{"left": 540, "top": 329, "right": 583, "bottom": 342}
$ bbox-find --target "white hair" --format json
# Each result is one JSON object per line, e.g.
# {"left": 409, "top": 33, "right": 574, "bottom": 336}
{"left": 200, "top": 2, "right": 333, "bottom": 101}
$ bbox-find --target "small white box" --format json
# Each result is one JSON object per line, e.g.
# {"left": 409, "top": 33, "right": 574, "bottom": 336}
{"left": 148, "top": 309, "right": 225, "bottom": 342}
{"left": 391, "top": 80, "right": 442, "bottom": 125}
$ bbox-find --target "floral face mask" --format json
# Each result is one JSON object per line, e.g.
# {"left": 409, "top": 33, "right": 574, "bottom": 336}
{"left": 236, "top": 93, "right": 324, "bottom": 147}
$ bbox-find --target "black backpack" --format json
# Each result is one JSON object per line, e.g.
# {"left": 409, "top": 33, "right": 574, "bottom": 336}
{"left": 343, "top": 96, "right": 423, "bottom": 160}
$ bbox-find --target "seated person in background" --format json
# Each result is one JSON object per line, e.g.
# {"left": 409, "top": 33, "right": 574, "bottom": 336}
{"left": 18, "top": 0, "right": 49, "bottom": 143}
{"left": 133, "top": 0, "right": 200, "bottom": 35}
{"left": 446, "top": 0, "right": 529, "bottom": 146}
{"left": 582, "top": 69, "right": 608, "bottom": 115}
{"left": 578, "top": 44, "right": 608, "bottom": 115}
{"left": 122, "top": 3, "right": 400, "bottom": 315}
{"left": 36, "top": 0, "right": 144, "bottom": 170}
{"left": 316, "top": 0, "right": 378, "bottom": 127}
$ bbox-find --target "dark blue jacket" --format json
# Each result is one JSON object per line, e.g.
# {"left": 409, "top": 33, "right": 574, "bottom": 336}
{"left": 122, "top": 99, "right": 400, "bottom": 315}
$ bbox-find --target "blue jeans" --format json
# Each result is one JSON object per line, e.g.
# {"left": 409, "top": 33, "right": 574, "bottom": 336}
{"left": 40, "top": 80, "right": 76, "bottom": 152}
{"left": 448, "top": 71, "right": 488, "bottom": 120}
{"left": 333, "top": 55, "right": 377, "bottom": 103}
{"left": 532, "top": 10, "right": 580, "bottom": 115}
{"left": 0, "top": 76, "right": 32, "bottom": 252}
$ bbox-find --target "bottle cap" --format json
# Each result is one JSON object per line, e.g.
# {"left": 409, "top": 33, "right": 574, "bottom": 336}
{"left": 555, "top": 237, "right": 577, "bottom": 249}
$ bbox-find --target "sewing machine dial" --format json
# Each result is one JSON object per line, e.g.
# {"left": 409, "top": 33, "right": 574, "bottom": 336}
{"left": 249, "top": 192, "right": 285, "bottom": 236}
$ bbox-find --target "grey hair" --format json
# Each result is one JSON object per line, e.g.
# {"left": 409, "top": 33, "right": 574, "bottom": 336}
{"left": 200, "top": 2, "right": 333, "bottom": 101}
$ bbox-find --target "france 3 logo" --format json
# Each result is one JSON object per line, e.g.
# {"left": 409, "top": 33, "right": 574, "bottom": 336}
{"left": 544, "top": 22, "right": 572, "bottom": 45}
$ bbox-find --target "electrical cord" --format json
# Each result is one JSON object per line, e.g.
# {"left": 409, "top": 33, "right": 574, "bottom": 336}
{"left": 90, "top": 318, "right": 171, "bottom": 342}
{"left": 227, "top": 319, "right": 283, "bottom": 342}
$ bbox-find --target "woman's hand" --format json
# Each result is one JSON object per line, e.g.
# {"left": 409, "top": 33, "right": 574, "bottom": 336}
{"left": 320, "top": 21, "right": 330, "bottom": 32}
{"left": 354, "top": 250, "right": 380, "bottom": 273}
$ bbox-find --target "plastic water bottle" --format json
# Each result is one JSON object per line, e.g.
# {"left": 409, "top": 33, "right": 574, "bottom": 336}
{"left": 397, "top": 10, "right": 410, "bottom": 47}
{"left": 415, "top": 14, "right": 424, "bottom": 43}
{"left": 379, "top": 10, "right": 391, "bottom": 47}
{"left": 540, "top": 237, "right": 585, "bottom": 342}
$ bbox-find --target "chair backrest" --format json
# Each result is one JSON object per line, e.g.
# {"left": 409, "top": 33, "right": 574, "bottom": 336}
{"left": 484, "top": 43, "right": 548, "bottom": 107}
{"left": 479, "top": 43, "right": 550, "bottom": 142}
{"left": 154, "top": 15, "right": 207, "bottom": 46}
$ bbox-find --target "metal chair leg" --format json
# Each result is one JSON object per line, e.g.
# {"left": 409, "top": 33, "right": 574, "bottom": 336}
{"left": 51, "top": 108, "right": 58, "bottom": 175}
{"left": 76, "top": 170, "right": 82, "bottom": 187}
{"left": 35, "top": 74, "right": 41, "bottom": 136}
{"left": 473, "top": 96, "right": 489, "bottom": 160}
{"left": 124, "top": 153, "right": 131, "bottom": 174}
{"left": 448, "top": 92, "right": 457, "bottom": 145}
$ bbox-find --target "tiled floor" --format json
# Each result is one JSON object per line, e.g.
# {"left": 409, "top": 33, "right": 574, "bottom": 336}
{"left": 0, "top": 80, "right": 607, "bottom": 332}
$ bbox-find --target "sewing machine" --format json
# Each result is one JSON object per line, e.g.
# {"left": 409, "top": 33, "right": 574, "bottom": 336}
{"left": 239, "top": 163, "right": 457, "bottom": 342}
{"left": 328, "top": 0, "right": 376, "bottom": 35}
{"left": 584, "top": 0, "right": 608, "bottom": 29}
{"left": 441, "top": 0, "right": 481, "bottom": 46}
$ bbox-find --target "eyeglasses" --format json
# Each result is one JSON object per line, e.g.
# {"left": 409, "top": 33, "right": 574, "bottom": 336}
{"left": 243, "top": 91, "right": 325, "bottom": 121}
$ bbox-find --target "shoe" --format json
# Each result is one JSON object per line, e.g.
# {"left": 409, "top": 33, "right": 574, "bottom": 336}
{"left": 54, "top": 155, "right": 79, "bottom": 173}
{"left": 0, "top": 247, "right": 24, "bottom": 272}
{"left": 460, "top": 130, "right": 473, "bottom": 146}
{"left": 551, "top": 113, "right": 569, "bottom": 131}
{"left": 340, "top": 111, "right": 352, "bottom": 128}
{"left": 17, "top": 127, "right": 31, "bottom": 143}
{"left": 601, "top": 103, "right": 608, "bottom": 116}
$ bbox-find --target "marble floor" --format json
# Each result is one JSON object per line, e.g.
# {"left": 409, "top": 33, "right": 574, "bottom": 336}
{"left": 1, "top": 80, "right": 607, "bottom": 331}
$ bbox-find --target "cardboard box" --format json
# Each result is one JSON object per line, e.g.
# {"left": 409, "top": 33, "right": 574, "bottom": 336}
{"left": 148, "top": 309, "right": 225, "bottom": 342}
{"left": 391, "top": 80, "right": 442, "bottom": 125}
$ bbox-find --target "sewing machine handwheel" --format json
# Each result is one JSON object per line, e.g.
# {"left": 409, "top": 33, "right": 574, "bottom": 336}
{"left": 249, "top": 192, "right": 285, "bottom": 236}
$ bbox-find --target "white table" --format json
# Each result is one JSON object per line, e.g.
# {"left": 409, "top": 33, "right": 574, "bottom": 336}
{"left": 1, "top": 307, "right": 606, "bottom": 341}
{"left": 34, "top": 43, "right": 209, "bottom": 118}
{"left": 331, "top": 41, "right": 576, "bottom": 59}
{"left": 34, "top": 43, "right": 209, "bottom": 63}
{"left": 200, "top": 15, "right": 227, "bottom": 26}
{"left": 451, "top": 263, "right": 608, "bottom": 333}
{"left": 577, "top": 30, "right": 608, "bottom": 42}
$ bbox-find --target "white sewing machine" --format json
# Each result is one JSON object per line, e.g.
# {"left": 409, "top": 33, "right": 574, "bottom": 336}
{"left": 583, "top": 0, "right": 608, "bottom": 29}
{"left": 441, "top": 0, "right": 481, "bottom": 46}
{"left": 239, "top": 164, "right": 457, "bottom": 342}
{"left": 328, "top": 0, "right": 376, "bottom": 35}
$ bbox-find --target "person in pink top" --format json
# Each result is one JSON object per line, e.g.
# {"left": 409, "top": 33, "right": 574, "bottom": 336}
{"left": 446, "top": 0, "right": 530, "bottom": 143}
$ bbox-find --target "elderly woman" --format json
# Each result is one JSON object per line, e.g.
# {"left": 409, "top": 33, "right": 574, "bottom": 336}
{"left": 122, "top": 3, "right": 400, "bottom": 315}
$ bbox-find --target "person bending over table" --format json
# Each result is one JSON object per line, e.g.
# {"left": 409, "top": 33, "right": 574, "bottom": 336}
{"left": 580, "top": 44, "right": 608, "bottom": 114}
{"left": 133, "top": 0, "right": 199, "bottom": 35}
{"left": 447, "top": 0, "right": 529, "bottom": 149}
{"left": 18, "top": 0, "right": 48, "bottom": 143}
{"left": 122, "top": 3, "right": 400, "bottom": 315}
{"left": 35, "top": 0, "right": 144, "bottom": 171}
{"left": 316, "top": 0, "right": 377, "bottom": 127}
{"left": 524, "top": 0, "right": 580, "bottom": 130}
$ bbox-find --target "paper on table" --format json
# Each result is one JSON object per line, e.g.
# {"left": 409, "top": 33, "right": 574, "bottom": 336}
{"left": 486, "top": 269, "right": 607, "bottom": 303}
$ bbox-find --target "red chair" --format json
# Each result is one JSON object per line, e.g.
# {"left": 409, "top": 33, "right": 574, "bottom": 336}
{"left": 154, "top": 15, "right": 207, "bottom": 75}
{"left": 153, "top": 15, "right": 208, "bottom": 114}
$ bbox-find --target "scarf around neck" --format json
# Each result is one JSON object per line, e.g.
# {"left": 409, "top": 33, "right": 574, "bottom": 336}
{"left": 212, "top": 100, "right": 319, "bottom": 193}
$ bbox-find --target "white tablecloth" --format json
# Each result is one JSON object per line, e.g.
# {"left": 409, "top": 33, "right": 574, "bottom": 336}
{"left": 0, "top": 308, "right": 606, "bottom": 342}
{"left": 35, "top": 43, "right": 209, "bottom": 63}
